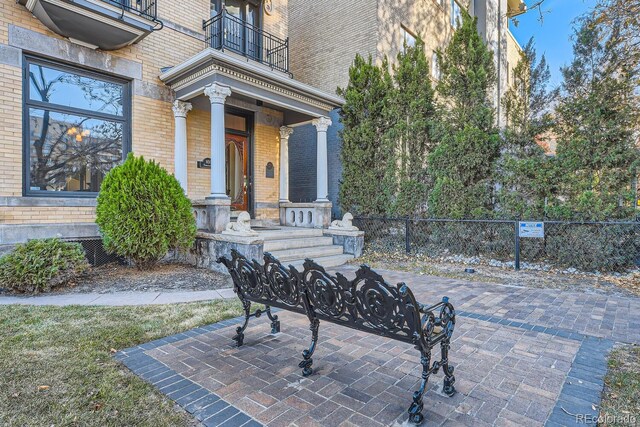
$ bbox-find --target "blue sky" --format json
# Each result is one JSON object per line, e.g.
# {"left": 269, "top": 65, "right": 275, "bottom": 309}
{"left": 508, "top": 0, "right": 597, "bottom": 88}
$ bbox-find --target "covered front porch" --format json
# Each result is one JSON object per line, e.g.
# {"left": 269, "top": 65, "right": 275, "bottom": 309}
{"left": 160, "top": 48, "right": 343, "bottom": 233}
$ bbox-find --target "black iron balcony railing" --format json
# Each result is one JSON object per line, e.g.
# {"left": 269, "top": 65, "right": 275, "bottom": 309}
{"left": 105, "top": 0, "right": 158, "bottom": 20}
{"left": 203, "top": 9, "right": 290, "bottom": 74}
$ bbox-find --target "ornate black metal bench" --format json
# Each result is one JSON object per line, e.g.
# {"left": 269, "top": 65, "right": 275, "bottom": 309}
{"left": 217, "top": 249, "right": 456, "bottom": 425}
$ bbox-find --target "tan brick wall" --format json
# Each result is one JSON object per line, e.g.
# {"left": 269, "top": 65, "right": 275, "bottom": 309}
{"left": 264, "top": 0, "right": 289, "bottom": 42}
{"left": 288, "top": 0, "right": 461, "bottom": 94}
{"left": 288, "top": 0, "right": 378, "bottom": 95}
{"left": 0, "top": 206, "right": 96, "bottom": 224}
{"left": 0, "top": 63, "right": 22, "bottom": 198}
{"left": 132, "top": 96, "right": 175, "bottom": 172}
{"left": 187, "top": 109, "right": 212, "bottom": 199}
{"left": 253, "top": 108, "right": 283, "bottom": 220}
{"left": 506, "top": 28, "right": 522, "bottom": 88}
{"left": 0, "top": 0, "right": 291, "bottom": 228}
{"left": 377, "top": 0, "right": 455, "bottom": 70}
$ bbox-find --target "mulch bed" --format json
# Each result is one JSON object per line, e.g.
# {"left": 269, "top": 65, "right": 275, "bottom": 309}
{"left": 54, "top": 262, "right": 232, "bottom": 294}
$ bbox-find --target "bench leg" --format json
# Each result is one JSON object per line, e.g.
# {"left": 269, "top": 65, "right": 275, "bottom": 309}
{"left": 233, "top": 299, "right": 251, "bottom": 347}
{"left": 408, "top": 352, "right": 431, "bottom": 425}
{"left": 299, "top": 318, "right": 319, "bottom": 377}
{"left": 266, "top": 306, "right": 280, "bottom": 334}
{"left": 441, "top": 339, "right": 456, "bottom": 397}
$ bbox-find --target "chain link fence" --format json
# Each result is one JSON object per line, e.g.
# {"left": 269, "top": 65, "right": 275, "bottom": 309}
{"left": 353, "top": 217, "right": 640, "bottom": 273}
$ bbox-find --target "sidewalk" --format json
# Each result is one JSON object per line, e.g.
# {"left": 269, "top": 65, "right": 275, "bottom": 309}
{"left": 0, "top": 288, "right": 236, "bottom": 306}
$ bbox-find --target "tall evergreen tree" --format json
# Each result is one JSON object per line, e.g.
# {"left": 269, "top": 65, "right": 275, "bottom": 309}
{"left": 428, "top": 12, "right": 501, "bottom": 218}
{"left": 497, "top": 39, "right": 557, "bottom": 218}
{"left": 553, "top": 17, "right": 639, "bottom": 220}
{"left": 386, "top": 38, "right": 436, "bottom": 216}
{"left": 337, "top": 54, "right": 394, "bottom": 215}
{"left": 592, "top": 0, "right": 640, "bottom": 76}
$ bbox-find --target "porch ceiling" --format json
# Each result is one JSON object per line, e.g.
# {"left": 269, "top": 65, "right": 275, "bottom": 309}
{"left": 159, "top": 48, "right": 344, "bottom": 122}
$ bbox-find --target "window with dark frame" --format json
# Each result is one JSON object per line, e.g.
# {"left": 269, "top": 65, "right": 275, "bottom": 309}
{"left": 401, "top": 25, "right": 417, "bottom": 51}
{"left": 23, "top": 56, "right": 130, "bottom": 197}
{"left": 451, "top": 0, "right": 462, "bottom": 28}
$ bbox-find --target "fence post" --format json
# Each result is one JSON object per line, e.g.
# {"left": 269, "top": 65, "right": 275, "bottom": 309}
{"left": 405, "top": 218, "right": 411, "bottom": 254}
{"left": 514, "top": 221, "right": 520, "bottom": 271}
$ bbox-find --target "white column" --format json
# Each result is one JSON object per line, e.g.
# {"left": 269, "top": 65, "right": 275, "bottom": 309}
{"left": 204, "top": 83, "right": 232, "bottom": 199}
{"left": 279, "top": 126, "right": 293, "bottom": 203}
{"left": 312, "top": 116, "right": 331, "bottom": 202}
{"left": 172, "top": 100, "right": 192, "bottom": 192}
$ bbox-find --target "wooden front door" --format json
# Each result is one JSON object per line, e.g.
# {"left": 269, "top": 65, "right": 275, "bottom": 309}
{"left": 225, "top": 133, "right": 249, "bottom": 211}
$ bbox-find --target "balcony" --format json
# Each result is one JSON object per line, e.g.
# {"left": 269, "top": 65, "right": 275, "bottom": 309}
{"left": 203, "top": 10, "right": 289, "bottom": 75}
{"left": 19, "top": 0, "right": 162, "bottom": 51}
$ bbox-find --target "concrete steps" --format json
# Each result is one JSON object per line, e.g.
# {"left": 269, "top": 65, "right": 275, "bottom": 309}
{"left": 257, "top": 228, "right": 323, "bottom": 241}
{"left": 255, "top": 227, "right": 353, "bottom": 269}
{"left": 263, "top": 236, "right": 334, "bottom": 251}
{"left": 288, "top": 254, "right": 354, "bottom": 270}
{"left": 269, "top": 245, "right": 344, "bottom": 262}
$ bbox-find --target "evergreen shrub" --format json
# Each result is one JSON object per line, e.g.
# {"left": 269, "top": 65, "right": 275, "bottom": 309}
{"left": 0, "top": 238, "right": 89, "bottom": 293}
{"left": 96, "top": 153, "right": 196, "bottom": 270}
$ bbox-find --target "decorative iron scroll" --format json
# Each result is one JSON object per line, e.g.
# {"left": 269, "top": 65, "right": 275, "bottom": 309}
{"left": 217, "top": 250, "right": 456, "bottom": 426}
{"left": 301, "top": 260, "right": 425, "bottom": 344}
{"left": 218, "top": 249, "right": 306, "bottom": 312}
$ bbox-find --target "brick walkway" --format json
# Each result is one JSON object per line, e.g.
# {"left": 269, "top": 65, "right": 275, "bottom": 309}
{"left": 117, "top": 268, "right": 639, "bottom": 426}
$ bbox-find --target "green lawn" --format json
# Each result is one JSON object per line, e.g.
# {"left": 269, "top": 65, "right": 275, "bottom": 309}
{"left": 0, "top": 300, "right": 243, "bottom": 426}
{"left": 600, "top": 344, "right": 640, "bottom": 426}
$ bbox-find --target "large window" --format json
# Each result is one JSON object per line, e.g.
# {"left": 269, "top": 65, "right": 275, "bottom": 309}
{"left": 23, "top": 57, "right": 130, "bottom": 197}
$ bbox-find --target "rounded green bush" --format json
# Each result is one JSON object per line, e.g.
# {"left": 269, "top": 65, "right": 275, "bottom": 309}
{"left": 96, "top": 153, "right": 196, "bottom": 270}
{"left": 0, "top": 238, "right": 89, "bottom": 293}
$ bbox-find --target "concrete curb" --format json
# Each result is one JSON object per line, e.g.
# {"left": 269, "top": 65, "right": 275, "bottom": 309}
{"left": 0, "top": 288, "right": 236, "bottom": 306}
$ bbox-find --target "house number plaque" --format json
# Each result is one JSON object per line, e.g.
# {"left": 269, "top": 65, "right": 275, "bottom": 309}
{"left": 265, "top": 162, "right": 274, "bottom": 178}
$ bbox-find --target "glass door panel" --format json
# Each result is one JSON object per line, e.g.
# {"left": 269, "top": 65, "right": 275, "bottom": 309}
{"left": 245, "top": 2, "right": 261, "bottom": 61}
{"left": 224, "top": 0, "right": 243, "bottom": 52}
{"left": 225, "top": 133, "right": 249, "bottom": 211}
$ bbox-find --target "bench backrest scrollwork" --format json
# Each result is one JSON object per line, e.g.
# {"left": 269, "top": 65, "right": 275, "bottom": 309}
{"left": 218, "top": 250, "right": 307, "bottom": 314}
{"left": 300, "top": 259, "right": 424, "bottom": 345}
{"left": 219, "top": 250, "right": 455, "bottom": 349}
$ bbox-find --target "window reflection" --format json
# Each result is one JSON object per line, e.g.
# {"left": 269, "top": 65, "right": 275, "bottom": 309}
{"left": 28, "top": 109, "right": 123, "bottom": 192}
{"left": 28, "top": 63, "right": 124, "bottom": 116}
{"left": 451, "top": 0, "right": 462, "bottom": 28}
{"left": 401, "top": 26, "right": 417, "bottom": 51}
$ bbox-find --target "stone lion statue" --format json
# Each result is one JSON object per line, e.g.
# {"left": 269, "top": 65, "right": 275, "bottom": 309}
{"left": 223, "top": 211, "right": 257, "bottom": 236}
{"left": 330, "top": 212, "right": 358, "bottom": 231}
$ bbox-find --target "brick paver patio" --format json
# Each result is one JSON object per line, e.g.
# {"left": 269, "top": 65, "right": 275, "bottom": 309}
{"left": 117, "top": 268, "right": 638, "bottom": 426}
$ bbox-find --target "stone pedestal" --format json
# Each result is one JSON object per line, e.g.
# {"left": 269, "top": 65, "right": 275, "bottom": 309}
{"left": 203, "top": 198, "right": 231, "bottom": 234}
{"left": 313, "top": 201, "right": 332, "bottom": 229}
{"left": 192, "top": 232, "right": 264, "bottom": 273}
{"left": 324, "top": 229, "right": 365, "bottom": 257}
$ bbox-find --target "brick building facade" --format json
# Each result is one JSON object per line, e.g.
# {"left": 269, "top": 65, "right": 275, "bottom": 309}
{"left": 0, "top": 0, "right": 342, "bottom": 249}
{"left": 287, "top": 0, "right": 523, "bottom": 216}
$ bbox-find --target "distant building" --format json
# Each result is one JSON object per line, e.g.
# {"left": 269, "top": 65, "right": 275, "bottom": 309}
{"left": 287, "top": 0, "right": 524, "bottom": 216}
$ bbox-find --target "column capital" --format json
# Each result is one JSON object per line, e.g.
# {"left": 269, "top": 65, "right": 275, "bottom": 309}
{"left": 312, "top": 116, "right": 332, "bottom": 132}
{"left": 204, "top": 83, "right": 231, "bottom": 104}
{"left": 279, "top": 126, "right": 294, "bottom": 139}
{"left": 172, "top": 100, "right": 192, "bottom": 118}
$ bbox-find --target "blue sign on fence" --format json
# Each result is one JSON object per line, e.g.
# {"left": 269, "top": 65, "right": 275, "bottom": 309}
{"left": 519, "top": 221, "right": 544, "bottom": 238}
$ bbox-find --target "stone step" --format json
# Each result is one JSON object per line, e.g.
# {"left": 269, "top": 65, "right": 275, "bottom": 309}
{"left": 263, "top": 236, "right": 334, "bottom": 252}
{"left": 287, "top": 253, "right": 354, "bottom": 270}
{"left": 269, "top": 245, "right": 344, "bottom": 262}
{"left": 256, "top": 227, "right": 324, "bottom": 241}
